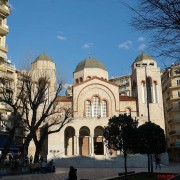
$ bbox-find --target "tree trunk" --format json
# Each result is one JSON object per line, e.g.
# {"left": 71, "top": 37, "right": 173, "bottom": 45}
{"left": 20, "top": 133, "right": 33, "bottom": 165}
{"left": 34, "top": 145, "right": 41, "bottom": 163}
{"left": 0, "top": 128, "right": 16, "bottom": 163}
{"left": 124, "top": 151, "right": 127, "bottom": 180}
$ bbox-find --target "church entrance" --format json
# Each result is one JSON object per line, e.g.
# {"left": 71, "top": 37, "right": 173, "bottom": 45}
{"left": 79, "top": 127, "right": 90, "bottom": 156}
{"left": 64, "top": 126, "right": 75, "bottom": 155}
{"left": 79, "top": 136, "right": 89, "bottom": 155}
{"left": 94, "top": 126, "right": 104, "bottom": 155}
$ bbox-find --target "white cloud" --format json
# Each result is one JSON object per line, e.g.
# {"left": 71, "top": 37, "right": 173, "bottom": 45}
{"left": 138, "top": 44, "right": 147, "bottom": 51}
{"left": 118, "top": 41, "right": 132, "bottom": 50}
{"left": 138, "top": 37, "right": 145, "bottom": 42}
{"left": 82, "top": 43, "right": 94, "bottom": 49}
{"left": 56, "top": 35, "right": 67, "bottom": 40}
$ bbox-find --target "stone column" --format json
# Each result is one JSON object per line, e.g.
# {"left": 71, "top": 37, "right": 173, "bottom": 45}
{"left": 76, "top": 135, "right": 79, "bottom": 155}
{"left": 103, "top": 138, "right": 106, "bottom": 155}
{"left": 89, "top": 136, "right": 92, "bottom": 155}
{"left": 91, "top": 135, "right": 94, "bottom": 156}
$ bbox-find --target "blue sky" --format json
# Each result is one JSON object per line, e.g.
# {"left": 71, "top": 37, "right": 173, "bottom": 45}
{"left": 7, "top": 0, "right": 168, "bottom": 85}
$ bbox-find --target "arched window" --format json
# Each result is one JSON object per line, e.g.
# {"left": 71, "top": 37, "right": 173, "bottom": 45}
{"left": 86, "top": 76, "right": 91, "bottom": 80}
{"left": 86, "top": 100, "right": 92, "bottom": 117}
{"left": 80, "top": 77, "right": 83, "bottom": 82}
{"left": 146, "top": 77, "right": 152, "bottom": 103}
{"left": 101, "top": 100, "right": 107, "bottom": 117}
{"left": 153, "top": 81, "right": 158, "bottom": 103}
{"left": 76, "top": 79, "right": 79, "bottom": 84}
{"left": 38, "top": 78, "right": 48, "bottom": 102}
{"left": 126, "top": 108, "right": 131, "bottom": 116}
{"left": 141, "top": 81, "right": 146, "bottom": 103}
{"left": 92, "top": 96, "right": 100, "bottom": 117}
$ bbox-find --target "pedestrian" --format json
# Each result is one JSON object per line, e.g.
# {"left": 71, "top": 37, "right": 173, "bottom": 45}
{"left": 40, "top": 155, "right": 43, "bottom": 163}
{"left": 155, "top": 154, "right": 161, "bottom": 170}
{"left": 30, "top": 155, "right": 33, "bottom": 164}
{"left": 9, "top": 154, "right": 12, "bottom": 163}
{"left": 68, "top": 166, "right": 77, "bottom": 180}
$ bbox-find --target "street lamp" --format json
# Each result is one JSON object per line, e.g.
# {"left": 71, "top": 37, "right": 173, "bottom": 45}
{"left": 142, "top": 63, "right": 153, "bottom": 173}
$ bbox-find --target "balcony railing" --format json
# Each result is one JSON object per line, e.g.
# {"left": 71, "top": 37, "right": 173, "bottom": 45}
{"left": 170, "top": 142, "right": 180, "bottom": 147}
{"left": 168, "top": 119, "right": 173, "bottom": 124}
{"left": 0, "top": 1, "right": 10, "bottom": 15}
{"left": 0, "top": 44, "right": 8, "bottom": 52}
{"left": 0, "top": 23, "right": 8, "bottom": 35}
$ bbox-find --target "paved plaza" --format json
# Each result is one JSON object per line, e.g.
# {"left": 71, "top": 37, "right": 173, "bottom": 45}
{"left": 1, "top": 163, "right": 180, "bottom": 180}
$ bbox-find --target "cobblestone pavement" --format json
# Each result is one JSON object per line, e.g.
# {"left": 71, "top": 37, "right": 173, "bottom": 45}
{"left": 1, "top": 163, "right": 180, "bottom": 180}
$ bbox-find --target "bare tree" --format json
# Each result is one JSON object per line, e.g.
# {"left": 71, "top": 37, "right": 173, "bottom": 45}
{"left": 0, "top": 74, "right": 27, "bottom": 163}
{"left": 33, "top": 109, "right": 72, "bottom": 163}
{"left": 127, "top": 0, "right": 180, "bottom": 60}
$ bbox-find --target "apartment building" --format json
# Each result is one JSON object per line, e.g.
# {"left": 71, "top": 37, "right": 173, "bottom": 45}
{"left": 0, "top": 0, "right": 22, "bottom": 153}
{"left": 109, "top": 74, "right": 132, "bottom": 96}
{"left": 161, "top": 60, "right": 180, "bottom": 162}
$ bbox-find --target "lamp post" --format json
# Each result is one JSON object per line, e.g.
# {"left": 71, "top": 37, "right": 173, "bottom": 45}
{"left": 142, "top": 63, "right": 153, "bottom": 173}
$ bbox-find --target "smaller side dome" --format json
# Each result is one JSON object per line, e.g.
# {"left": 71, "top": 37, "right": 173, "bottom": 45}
{"left": 33, "top": 53, "right": 54, "bottom": 63}
{"left": 134, "top": 52, "right": 153, "bottom": 62}
{"left": 74, "top": 58, "right": 106, "bottom": 72}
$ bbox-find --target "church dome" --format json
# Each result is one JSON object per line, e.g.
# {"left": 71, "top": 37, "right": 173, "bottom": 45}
{"left": 134, "top": 52, "right": 153, "bottom": 62}
{"left": 33, "top": 53, "right": 54, "bottom": 63}
{"left": 74, "top": 58, "right": 106, "bottom": 72}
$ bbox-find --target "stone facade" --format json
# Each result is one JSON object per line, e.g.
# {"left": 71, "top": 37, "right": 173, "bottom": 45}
{"left": 26, "top": 54, "right": 165, "bottom": 161}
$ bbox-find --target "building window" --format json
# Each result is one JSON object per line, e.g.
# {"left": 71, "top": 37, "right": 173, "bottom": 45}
{"left": 92, "top": 96, "right": 100, "bottom": 118}
{"left": 177, "top": 79, "right": 180, "bottom": 85}
{"left": 76, "top": 79, "right": 79, "bottom": 84}
{"left": 146, "top": 77, "right": 152, "bottom": 103}
{"left": 86, "top": 76, "right": 91, "bottom": 80}
{"left": 86, "top": 100, "right": 92, "bottom": 117}
{"left": 141, "top": 81, "right": 146, "bottom": 103}
{"left": 80, "top": 77, "right": 83, "bottom": 82}
{"left": 178, "top": 91, "right": 180, "bottom": 97}
{"left": 153, "top": 81, "right": 158, "bottom": 103}
{"left": 101, "top": 100, "right": 107, "bottom": 117}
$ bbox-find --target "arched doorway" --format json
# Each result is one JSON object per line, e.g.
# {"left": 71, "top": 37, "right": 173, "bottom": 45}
{"left": 79, "top": 127, "right": 90, "bottom": 156}
{"left": 64, "top": 126, "right": 75, "bottom": 155}
{"left": 94, "top": 126, "right": 104, "bottom": 155}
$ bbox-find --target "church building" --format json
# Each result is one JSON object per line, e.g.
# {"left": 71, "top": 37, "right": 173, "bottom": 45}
{"left": 27, "top": 52, "right": 165, "bottom": 161}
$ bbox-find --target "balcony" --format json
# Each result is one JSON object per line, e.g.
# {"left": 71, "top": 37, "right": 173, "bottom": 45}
{"left": 0, "top": 44, "right": 8, "bottom": 53}
{"left": 2, "top": 61, "right": 15, "bottom": 72}
{"left": 169, "top": 95, "right": 180, "bottom": 102}
{"left": 169, "top": 83, "right": 180, "bottom": 90}
{"left": 0, "top": 2, "right": 10, "bottom": 16}
{"left": 168, "top": 118, "right": 180, "bottom": 124}
{"left": 0, "top": 23, "right": 8, "bottom": 35}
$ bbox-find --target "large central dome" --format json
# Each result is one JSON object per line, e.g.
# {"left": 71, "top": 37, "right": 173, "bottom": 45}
{"left": 74, "top": 58, "right": 106, "bottom": 72}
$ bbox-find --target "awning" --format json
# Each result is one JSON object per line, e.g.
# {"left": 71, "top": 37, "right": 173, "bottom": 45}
{"left": 0, "top": 134, "right": 18, "bottom": 152}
